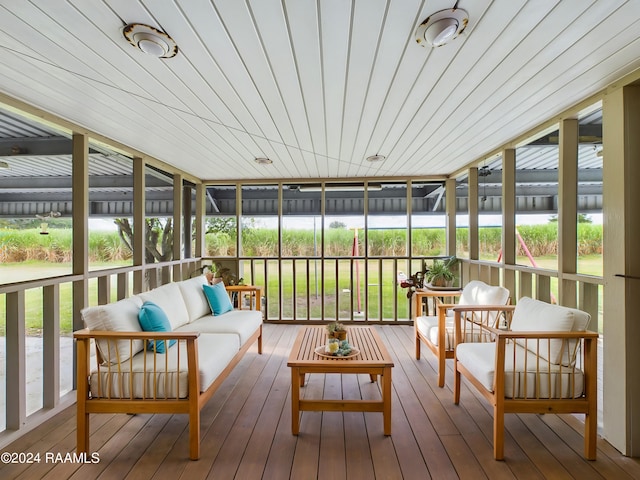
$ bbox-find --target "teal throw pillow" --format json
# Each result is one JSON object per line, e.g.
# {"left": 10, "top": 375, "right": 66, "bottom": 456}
{"left": 138, "top": 301, "right": 176, "bottom": 353}
{"left": 203, "top": 282, "right": 234, "bottom": 315}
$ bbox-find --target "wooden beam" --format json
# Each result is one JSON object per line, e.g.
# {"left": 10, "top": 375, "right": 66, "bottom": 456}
{"left": 195, "top": 183, "right": 205, "bottom": 258}
{"left": 133, "top": 157, "right": 145, "bottom": 294}
{"left": 72, "top": 133, "right": 88, "bottom": 332}
{"left": 502, "top": 149, "right": 516, "bottom": 296}
{"left": 468, "top": 167, "right": 479, "bottom": 261}
{"left": 173, "top": 173, "right": 183, "bottom": 282}
{"left": 558, "top": 118, "right": 579, "bottom": 307}
{"left": 5, "top": 291, "right": 26, "bottom": 430}
{"left": 43, "top": 284, "right": 60, "bottom": 409}
{"left": 445, "top": 178, "right": 456, "bottom": 256}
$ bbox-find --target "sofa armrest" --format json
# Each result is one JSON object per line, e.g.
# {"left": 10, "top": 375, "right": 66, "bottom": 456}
{"left": 74, "top": 329, "right": 202, "bottom": 400}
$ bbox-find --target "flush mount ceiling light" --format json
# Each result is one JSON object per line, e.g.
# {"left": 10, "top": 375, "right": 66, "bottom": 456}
{"left": 254, "top": 157, "right": 273, "bottom": 165}
{"left": 123, "top": 23, "right": 178, "bottom": 58}
{"left": 366, "top": 154, "right": 386, "bottom": 162}
{"left": 415, "top": 8, "right": 469, "bottom": 47}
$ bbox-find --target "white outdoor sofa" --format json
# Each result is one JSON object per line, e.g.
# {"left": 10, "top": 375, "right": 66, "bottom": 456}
{"left": 74, "top": 275, "right": 263, "bottom": 460}
{"left": 452, "top": 297, "right": 598, "bottom": 460}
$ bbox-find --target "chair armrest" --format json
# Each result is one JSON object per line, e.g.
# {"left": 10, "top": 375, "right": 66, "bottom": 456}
{"left": 416, "top": 289, "right": 462, "bottom": 298}
{"left": 451, "top": 305, "right": 516, "bottom": 313}
{"left": 494, "top": 330, "right": 598, "bottom": 340}
{"left": 451, "top": 305, "right": 515, "bottom": 344}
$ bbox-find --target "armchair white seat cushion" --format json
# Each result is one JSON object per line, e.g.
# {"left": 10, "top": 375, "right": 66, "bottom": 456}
{"left": 456, "top": 342, "right": 585, "bottom": 399}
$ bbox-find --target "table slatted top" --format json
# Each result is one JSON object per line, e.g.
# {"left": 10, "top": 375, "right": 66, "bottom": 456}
{"left": 288, "top": 326, "right": 394, "bottom": 367}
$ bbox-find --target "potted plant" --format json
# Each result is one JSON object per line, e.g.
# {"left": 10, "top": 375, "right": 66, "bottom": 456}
{"left": 326, "top": 321, "right": 347, "bottom": 341}
{"left": 425, "top": 256, "right": 458, "bottom": 287}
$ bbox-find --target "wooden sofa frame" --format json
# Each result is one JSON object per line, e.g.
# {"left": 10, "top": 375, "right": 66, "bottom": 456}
{"left": 75, "top": 294, "right": 262, "bottom": 461}
{"left": 451, "top": 304, "right": 598, "bottom": 460}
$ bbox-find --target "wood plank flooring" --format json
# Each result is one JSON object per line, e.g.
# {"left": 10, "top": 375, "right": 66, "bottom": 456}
{"left": 1, "top": 324, "right": 638, "bottom": 480}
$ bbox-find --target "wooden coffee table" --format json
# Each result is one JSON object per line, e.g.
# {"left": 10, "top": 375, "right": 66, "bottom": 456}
{"left": 287, "top": 325, "right": 394, "bottom": 436}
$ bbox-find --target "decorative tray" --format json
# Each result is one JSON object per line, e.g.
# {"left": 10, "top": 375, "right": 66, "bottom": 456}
{"left": 314, "top": 346, "right": 360, "bottom": 359}
{"left": 424, "top": 283, "right": 462, "bottom": 291}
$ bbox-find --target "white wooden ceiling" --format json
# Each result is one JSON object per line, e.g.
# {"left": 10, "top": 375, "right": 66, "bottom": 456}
{"left": 0, "top": 0, "right": 638, "bottom": 182}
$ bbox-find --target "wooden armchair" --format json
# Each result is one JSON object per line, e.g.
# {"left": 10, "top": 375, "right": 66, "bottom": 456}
{"left": 414, "top": 280, "right": 510, "bottom": 387}
{"left": 452, "top": 297, "right": 597, "bottom": 460}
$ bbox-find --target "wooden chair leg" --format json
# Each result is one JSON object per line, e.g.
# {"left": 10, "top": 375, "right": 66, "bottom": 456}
{"left": 77, "top": 408, "right": 89, "bottom": 455}
{"left": 493, "top": 402, "right": 505, "bottom": 460}
{"left": 585, "top": 407, "right": 597, "bottom": 460}
{"left": 453, "top": 365, "right": 461, "bottom": 404}
{"left": 415, "top": 333, "right": 421, "bottom": 360}
{"left": 189, "top": 404, "right": 201, "bottom": 460}
{"left": 437, "top": 348, "right": 445, "bottom": 387}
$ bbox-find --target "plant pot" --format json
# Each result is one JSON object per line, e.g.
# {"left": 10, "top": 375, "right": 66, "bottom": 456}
{"left": 430, "top": 278, "right": 453, "bottom": 287}
{"left": 329, "top": 330, "right": 347, "bottom": 341}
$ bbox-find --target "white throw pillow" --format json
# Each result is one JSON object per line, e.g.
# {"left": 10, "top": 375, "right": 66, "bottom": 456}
{"left": 81, "top": 296, "right": 144, "bottom": 364}
{"left": 177, "top": 275, "right": 211, "bottom": 322}
{"left": 139, "top": 283, "right": 190, "bottom": 330}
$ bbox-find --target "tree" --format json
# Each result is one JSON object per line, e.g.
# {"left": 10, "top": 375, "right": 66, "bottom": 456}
{"left": 114, "top": 218, "right": 173, "bottom": 263}
{"left": 329, "top": 221, "right": 346, "bottom": 229}
{"left": 206, "top": 217, "right": 236, "bottom": 235}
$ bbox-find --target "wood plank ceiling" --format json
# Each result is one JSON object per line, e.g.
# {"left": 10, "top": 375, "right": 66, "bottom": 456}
{"left": 0, "top": 0, "right": 638, "bottom": 182}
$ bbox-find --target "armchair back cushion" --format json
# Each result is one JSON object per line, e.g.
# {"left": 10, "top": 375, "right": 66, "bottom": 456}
{"left": 510, "top": 297, "right": 591, "bottom": 365}
{"left": 458, "top": 280, "right": 510, "bottom": 307}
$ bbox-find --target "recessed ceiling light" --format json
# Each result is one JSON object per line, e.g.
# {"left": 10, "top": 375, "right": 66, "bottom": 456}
{"left": 415, "top": 9, "right": 469, "bottom": 47}
{"left": 123, "top": 24, "right": 178, "bottom": 58}
{"left": 366, "top": 154, "right": 386, "bottom": 162}
{"left": 254, "top": 157, "right": 273, "bottom": 165}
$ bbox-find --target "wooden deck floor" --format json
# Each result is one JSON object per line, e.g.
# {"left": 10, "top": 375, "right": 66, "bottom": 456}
{"left": 2, "top": 324, "right": 639, "bottom": 480}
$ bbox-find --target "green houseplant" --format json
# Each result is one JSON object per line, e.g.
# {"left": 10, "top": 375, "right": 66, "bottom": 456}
{"left": 425, "top": 257, "right": 458, "bottom": 287}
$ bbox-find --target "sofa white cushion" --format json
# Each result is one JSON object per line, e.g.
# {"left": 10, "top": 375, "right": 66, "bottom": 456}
{"left": 176, "top": 309, "right": 262, "bottom": 347}
{"left": 510, "top": 297, "right": 590, "bottom": 365}
{"left": 139, "top": 283, "right": 189, "bottom": 330}
{"left": 177, "top": 275, "right": 211, "bottom": 322}
{"left": 81, "top": 296, "right": 144, "bottom": 364}
{"left": 456, "top": 342, "right": 584, "bottom": 399}
{"left": 89, "top": 333, "right": 240, "bottom": 399}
